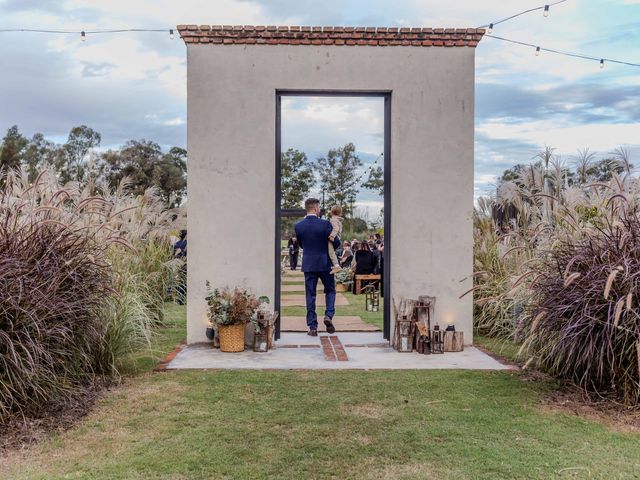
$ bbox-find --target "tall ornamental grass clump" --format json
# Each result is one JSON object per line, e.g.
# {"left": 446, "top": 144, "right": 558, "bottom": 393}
{"left": 473, "top": 148, "right": 640, "bottom": 404}
{"left": 0, "top": 173, "right": 115, "bottom": 421}
{"left": 518, "top": 196, "right": 640, "bottom": 404}
{"left": 0, "top": 169, "right": 181, "bottom": 422}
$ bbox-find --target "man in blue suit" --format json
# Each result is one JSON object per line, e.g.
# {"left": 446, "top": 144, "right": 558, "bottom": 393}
{"left": 294, "top": 198, "right": 341, "bottom": 336}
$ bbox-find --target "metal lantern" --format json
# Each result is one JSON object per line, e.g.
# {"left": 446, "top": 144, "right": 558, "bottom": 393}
{"left": 364, "top": 284, "right": 380, "bottom": 312}
{"left": 253, "top": 333, "right": 269, "bottom": 352}
{"left": 205, "top": 326, "right": 215, "bottom": 341}
{"left": 421, "top": 336, "right": 431, "bottom": 354}
{"left": 431, "top": 324, "right": 445, "bottom": 354}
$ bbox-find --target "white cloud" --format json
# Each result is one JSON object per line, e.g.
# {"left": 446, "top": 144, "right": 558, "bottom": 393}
{"left": 477, "top": 120, "right": 640, "bottom": 154}
{"left": 162, "top": 117, "right": 185, "bottom": 126}
{"left": 282, "top": 97, "right": 384, "bottom": 156}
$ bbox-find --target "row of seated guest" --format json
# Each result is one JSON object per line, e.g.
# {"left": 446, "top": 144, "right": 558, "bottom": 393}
{"left": 337, "top": 239, "right": 384, "bottom": 294}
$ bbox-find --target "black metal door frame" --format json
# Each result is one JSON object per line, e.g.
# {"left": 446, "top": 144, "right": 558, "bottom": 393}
{"left": 275, "top": 90, "right": 392, "bottom": 340}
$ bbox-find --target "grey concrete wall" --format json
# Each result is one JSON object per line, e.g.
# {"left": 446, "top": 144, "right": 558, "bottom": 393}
{"left": 186, "top": 44, "right": 475, "bottom": 345}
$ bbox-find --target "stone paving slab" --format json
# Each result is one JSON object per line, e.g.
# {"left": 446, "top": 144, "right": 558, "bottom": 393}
{"left": 166, "top": 332, "right": 512, "bottom": 370}
{"left": 281, "top": 293, "right": 349, "bottom": 307}
{"left": 281, "top": 316, "right": 380, "bottom": 332}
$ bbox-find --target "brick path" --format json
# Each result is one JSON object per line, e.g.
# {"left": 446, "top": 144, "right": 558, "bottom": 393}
{"left": 320, "top": 336, "right": 349, "bottom": 361}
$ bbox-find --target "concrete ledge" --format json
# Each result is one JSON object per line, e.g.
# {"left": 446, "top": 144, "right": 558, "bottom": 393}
{"left": 166, "top": 333, "right": 512, "bottom": 370}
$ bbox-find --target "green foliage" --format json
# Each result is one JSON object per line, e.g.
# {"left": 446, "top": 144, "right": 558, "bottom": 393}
{"left": 341, "top": 216, "right": 370, "bottom": 239}
{"left": 362, "top": 165, "right": 383, "bottom": 196}
{"left": 316, "top": 142, "right": 362, "bottom": 216}
{"left": 0, "top": 125, "right": 27, "bottom": 174}
{"left": 281, "top": 148, "right": 315, "bottom": 208}
{"left": 0, "top": 125, "right": 186, "bottom": 206}
{"left": 102, "top": 140, "right": 187, "bottom": 207}
{"left": 62, "top": 125, "right": 101, "bottom": 182}
{"left": 205, "top": 283, "right": 261, "bottom": 326}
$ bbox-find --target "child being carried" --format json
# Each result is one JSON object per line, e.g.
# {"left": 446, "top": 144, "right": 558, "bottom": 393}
{"left": 328, "top": 205, "right": 343, "bottom": 275}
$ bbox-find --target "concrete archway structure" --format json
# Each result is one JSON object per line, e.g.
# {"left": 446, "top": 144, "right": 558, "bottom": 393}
{"left": 179, "top": 25, "right": 485, "bottom": 345}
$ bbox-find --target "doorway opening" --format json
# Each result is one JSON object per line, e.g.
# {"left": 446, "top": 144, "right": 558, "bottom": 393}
{"left": 274, "top": 91, "right": 391, "bottom": 341}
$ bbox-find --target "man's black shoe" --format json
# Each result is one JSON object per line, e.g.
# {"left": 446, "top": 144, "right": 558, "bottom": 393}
{"left": 324, "top": 317, "right": 336, "bottom": 334}
{"left": 307, "top": 329, "right": 318, "bottom": 336}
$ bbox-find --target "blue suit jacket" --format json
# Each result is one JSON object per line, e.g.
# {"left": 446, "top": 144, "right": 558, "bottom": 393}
{"left": 294, "top": 215, "right": 340, "bottom": 272}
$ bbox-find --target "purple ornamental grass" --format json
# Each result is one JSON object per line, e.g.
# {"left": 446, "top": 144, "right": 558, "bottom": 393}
{"left": 0, "top": 211, "right": 114, "bottom": 422}
{"left": 522, "top": 210, "right": 640, "bottom": 405}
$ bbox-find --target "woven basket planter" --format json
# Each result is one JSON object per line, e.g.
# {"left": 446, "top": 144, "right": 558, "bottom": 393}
{"left": 218, "top": 323, "right": 246, "bottom": 352}
{"left": 335, "top": 283, "right": 348, "bottom": 293}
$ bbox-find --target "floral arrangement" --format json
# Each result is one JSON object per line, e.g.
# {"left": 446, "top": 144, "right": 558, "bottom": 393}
{"left": 334, "top": 268, "right": 354, "bottom": 286}
{"left": 205, "top": 282, "right": 261, "bottom": 327}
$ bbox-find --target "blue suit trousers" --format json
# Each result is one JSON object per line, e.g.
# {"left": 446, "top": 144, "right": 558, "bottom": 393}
{"left": 304, "top": 271, "right": 336, "bottom": 330}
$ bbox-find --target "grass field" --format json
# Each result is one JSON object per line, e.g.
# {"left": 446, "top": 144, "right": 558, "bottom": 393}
{"left": 1, "top": 305, "right": 639, "bottom": 480}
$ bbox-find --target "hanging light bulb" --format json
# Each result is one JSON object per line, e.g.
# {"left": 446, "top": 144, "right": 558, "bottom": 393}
{"left": 169, "top": 28, "right": 174, "bottom": 40}
{"left": 543, "top": 5, "right": 550, "bottom": 17}
{"left": 600, "top": 59, "right": 605, "bottom": 69}
{"left": 488, "top": 23, "right": 493, "bottom": 34}
{"left": 81, "top": 31, "right": 86, "bottom": 41}
{"left": 535, "top": 46, "right": 540, "bottom": 56}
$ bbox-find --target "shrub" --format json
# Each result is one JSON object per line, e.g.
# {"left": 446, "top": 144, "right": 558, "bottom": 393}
{"left": 0, "top": 168, "right": 181, "bottom": 422}
{"left": 0, "top": 189, "right": 113, "bottom": 421}
{"left": 473, "top": 147, "right": 640, "bottom": 405}
{"left": 519, "top": 209, "right": 640, "bottom": 405}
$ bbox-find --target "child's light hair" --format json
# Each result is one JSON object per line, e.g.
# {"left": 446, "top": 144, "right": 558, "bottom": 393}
{"left": 330, "top": 205, "right": 343, "bottom": 216}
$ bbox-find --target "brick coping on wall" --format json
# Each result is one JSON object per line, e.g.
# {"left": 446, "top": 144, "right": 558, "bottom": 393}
{"left": 177, "top": 25, "right": 485, "bottom": 47}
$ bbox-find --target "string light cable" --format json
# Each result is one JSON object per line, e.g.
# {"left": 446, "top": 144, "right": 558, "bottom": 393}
{"left": 484, "top": 34, "right": 640, "bottom": 68}
{"left": 0, "top": 27, "right": 175, "bottom": 40}
{"left": 480, "top": 0, "right": 568, "bottom": 33}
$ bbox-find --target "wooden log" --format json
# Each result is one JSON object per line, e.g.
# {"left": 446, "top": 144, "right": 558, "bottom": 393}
{"left": 444, "top": 331, "right": 464, "bottom": 352}
{"left": 268, "top": 312, "right": 279, "bottom": 349}
{"left": 393, "top": 297, "right": 417, "bottom": 351}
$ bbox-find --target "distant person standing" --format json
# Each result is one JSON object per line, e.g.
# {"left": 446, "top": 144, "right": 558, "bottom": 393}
{"left": 174, "top": 230, "right": 187, "bottom": 305}
{"left": 174, "top": 230, "right": 187, "bottom": 258}
{"left": 288, "top": 236, "right": 300, "bottom": 270}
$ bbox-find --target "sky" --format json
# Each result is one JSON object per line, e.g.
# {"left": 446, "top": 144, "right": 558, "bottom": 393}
{"left": 0, "top": 0, "right": 639, "bottom": 211}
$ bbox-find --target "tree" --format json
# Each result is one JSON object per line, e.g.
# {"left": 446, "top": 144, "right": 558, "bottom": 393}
{"left": 362, "top": 165, "right": 383, "bottom": 196}
{"left": 0, "top": 125, "right": 28, "bottom": 174}
{"left": 62, "top": 125, "right": 101, "bottom": 182}
{"left": 586, "top": 158, "right": 628, "bottom": 182}
{"left": 281, "top": 148, "right": 315, "bottom": 208}
{"left": 23, "top": 133, "right": 60, "bottom": 183}
{"left": 155, "top": 147, "right": 187, "bottom": 206}
{"left": 102, "top": 140, "right": 187, "bottom": 206}
{"left": 316, "top": 142, "right": 362, "bottom": 216}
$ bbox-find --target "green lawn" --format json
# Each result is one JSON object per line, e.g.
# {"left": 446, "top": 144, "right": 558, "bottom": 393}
{"left": 2, "top": 306, "right": 639, "bottom": 480}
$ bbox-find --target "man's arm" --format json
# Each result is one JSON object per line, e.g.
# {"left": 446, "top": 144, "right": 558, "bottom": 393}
{"left": 294, "top": 225, "right": 304, "bottom": 249}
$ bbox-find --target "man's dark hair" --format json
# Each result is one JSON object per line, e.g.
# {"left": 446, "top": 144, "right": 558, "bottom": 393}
{"left": 304, "top": 198, "right": 320, "bottom": 211}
